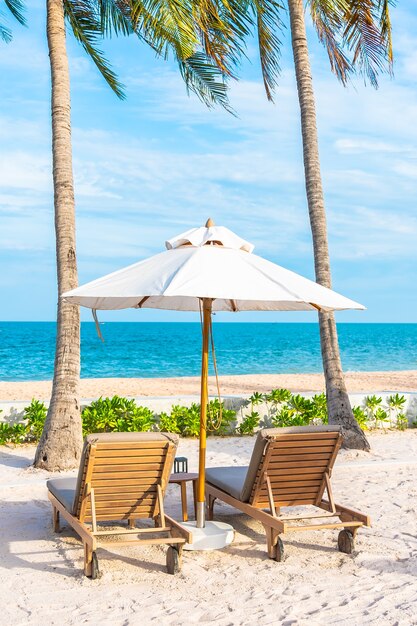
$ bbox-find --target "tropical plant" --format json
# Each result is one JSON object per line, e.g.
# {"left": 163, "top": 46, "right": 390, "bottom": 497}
{"left": 238, "top": 0, "right": 394, "bottom": 450}
{"left": 33, "top": 0, "right": 252, "bottom": 470}
{"left": 238, "top": 410, "right": 260, "bottom": 435}
{"left": 207, "top": 399, "right": 236, "bottom": 435}
{"left": 364, "top": 395, "right": 382, "bottom": 429}
{"left": 387, "top": 393, "right": 407, "bottom": 428}
{"left": 0, "top": 0, "right": 25, "bottom": 43}
{"left": 81, "top": 396, "right": 154, "bottom": 434}
{"left": 24, "top": 399, "right": 48, "bottom": 441}
{"left": 352, "top": 406, "right": 368, "bottom": 430}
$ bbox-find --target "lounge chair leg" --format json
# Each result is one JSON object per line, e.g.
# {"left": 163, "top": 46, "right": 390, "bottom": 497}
{"left": 128, "top": 518, "right": 136, "bottom": 529}
{"left": 207, "top": 494, "right": 216, "bottom": 521}
{"left": 52, "top": 507, "right": 60, "bottom": 533}
{"left": 263, "top": 524, "right": 283, "bottom": 561}
{"left": 84, "top": 542, "right": 93, "bottom": 577}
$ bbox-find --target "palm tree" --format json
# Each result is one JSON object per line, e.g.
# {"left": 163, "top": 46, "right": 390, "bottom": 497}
{"left": 34, "top": 0, "right": 247, "bottom": 470}
{"left": 246, "top": 0, "right": 393, "bottom": 449}
{"left": 0, "top": 0, "right": 25, "bottom": 42}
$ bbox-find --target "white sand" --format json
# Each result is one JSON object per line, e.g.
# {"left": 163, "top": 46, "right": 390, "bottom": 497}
{"left": 1, "top": 431, "right": 417, "bottom": 625}
{"left": 1, "top": 370, "right": 417, "bottom": 402}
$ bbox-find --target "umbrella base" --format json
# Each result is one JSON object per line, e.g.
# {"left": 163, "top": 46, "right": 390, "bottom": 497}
{"left": 181, "top": 521, "right": 234, "bottom": 551}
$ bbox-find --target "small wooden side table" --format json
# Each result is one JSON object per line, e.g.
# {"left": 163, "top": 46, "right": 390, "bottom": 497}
{"left": 169, "top": 472, "right": 198, "bottom": 522}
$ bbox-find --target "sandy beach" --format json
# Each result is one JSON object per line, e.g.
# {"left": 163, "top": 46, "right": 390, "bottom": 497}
{"left": 1, "top": 430, "right": 417, "bottom": 625}
{"left": 1, "top": 370, "right": 417, "bottom": 402}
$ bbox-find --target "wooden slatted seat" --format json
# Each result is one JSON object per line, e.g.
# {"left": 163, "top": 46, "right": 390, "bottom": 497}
{"left": 47, "top": 432, "right": 191, "bottom": 578}
{"left": 206, "top": 426, "right": 370, "bottom": 561}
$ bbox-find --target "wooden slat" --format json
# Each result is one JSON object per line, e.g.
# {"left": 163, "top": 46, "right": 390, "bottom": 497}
{"left": 263, "top": 461, "right": 328, "bottom": 472}
{"left": 268, "top": 451, "right": 330, "bottom": 460}
{"left": 270, "top": 439, "right": 337, "bottom": 448}
{"left": 90, "top": 467, "right": 163, "bottom": 480}
{"left": 91, "top": 477, "right": 161, "bottom": 488}
{"left": 265, "top": 472, "right": 324, "bottom": 481}
{"left": 96, "top": 450, "right": 165, "bottom": 465}
{"left": 94, "top": 491, "right": 157, "bottom": 502}
{"left": 95, "top": 442, "right": 167, "bottom": 451}
{"left": 267, "top": 479, "right": 322, "bottom": 489}
{"left": 270, "top": 445, "right": 335, "bottom": 455}
{"left": 94, "top": 487, "right": 157, "bottom": 498}
{"left": 93, "top": 481, "right": 159, "bottom": 491}
{"left": 260, "top": 486, "right": 318, "bottom": 495}
{"left": 255, "top": 498, "right": 315, "bottom": 507}
{"left": 86, "top": 512, "right": 154, "bottom": 521}
{"left": 87, "top": 505, "right": 154, "bottom": 514}
{"left": 91, "top": 498, "right": 156, "bottom": 509}
{"left": 270, "top": 433, "right": 339, "bottom": 442}
{"left": 93, "top": 461, "right": 165, "bottom": 472}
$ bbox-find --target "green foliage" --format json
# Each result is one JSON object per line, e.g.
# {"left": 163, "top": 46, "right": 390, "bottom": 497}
{"left": 158, "top": 400, "right": 236, "bottom": 437}
{"left": 81, "top": 396, "right": 154, "bottom": 435}
{"left": 0, "top": 421, "right": 27, "bottom": 444}
{"left": 0, "top": 389, "right": 412, "bottom": 447}
{"left": 387, "top": 394, "right": 407, "bottom": 428}
{"left": 158, "top": 411, "right": 181, "bottom": 434}
{"left": 238, "top": 411, "right": 260, "bottom": 436}
{"left": 352, "top": 406, "right": 368, "bottom": 430}
{"left": 23, "top": 399, "right": 47, "bottom": 441}
{"left": 207, "top": 399, "right": 236, "bottom": 436}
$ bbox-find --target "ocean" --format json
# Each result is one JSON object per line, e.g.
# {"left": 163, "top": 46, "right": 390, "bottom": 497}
{"left": 0, "top": 322, "right": 416, "bottom": 382}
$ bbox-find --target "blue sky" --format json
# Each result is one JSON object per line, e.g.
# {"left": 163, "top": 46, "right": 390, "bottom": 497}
{"left": 1, "top": 1, "right": 416, "bottom": 323}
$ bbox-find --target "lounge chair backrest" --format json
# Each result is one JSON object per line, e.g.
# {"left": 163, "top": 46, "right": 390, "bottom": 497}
{"left": 240, "top": 426, "right": 342, "bottom": 505}
{"left": 72, "top": 432, "right": 178, "bottom": 522}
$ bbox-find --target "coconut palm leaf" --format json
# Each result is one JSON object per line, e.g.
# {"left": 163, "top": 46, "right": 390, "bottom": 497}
{"left": 97, "top": 0, "right": 133, "bottom": 36}
{"left": 342, "top": 0, "right": 388, "bottom": 87}
{"left": 251, "top": 0, "right": 284, "bottom": 101}
{"left": 178, "top": 50, "right": 232, "bottom": 111}
{"left": 0, "top": 0, "right": 25, "bottom": 43}
{"left": 195, "top": 0, "right": 251, "bottom": 77}
{"left": 0, "top": 20, "right": 12, "bottom": 42}
{"left": 377, "top": 0, "right": 393, "bottom": 66}
{"left": 4, "top": 0, "right": 25, "bottom": 24}
{"left": 309, "top": 0, "right": 352, "bottom": 84}
{"left": 64, "top": 0, "right": 126, "bottom": 98}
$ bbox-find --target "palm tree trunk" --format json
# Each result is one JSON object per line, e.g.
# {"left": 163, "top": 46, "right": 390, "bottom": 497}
{"left": 34, "top": 0, "right": 82, "bottom": 469}
{"left": 287, "top": 0, "right": 369, "bottom": 450}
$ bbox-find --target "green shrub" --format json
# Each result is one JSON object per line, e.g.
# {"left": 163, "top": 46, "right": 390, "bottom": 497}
{"left": 238, "top": 410, "right": 260, "bottom": 435}
{"left": 352, "top": 406, "right": 368, "bottom": 429}
{"left": 0, "top": 421, "right": 28, "bottom": 444}
{"left": 81, "top": 396, "right": 154, "bottom": 435}
{"left": 158, "top": 411, "right": 181, "bottom": 434}
{"left": 207, "top": 399, "right": 236, "bottom": 435}
{"left": 24, "top": 399, "right": 47, "bottom": 441}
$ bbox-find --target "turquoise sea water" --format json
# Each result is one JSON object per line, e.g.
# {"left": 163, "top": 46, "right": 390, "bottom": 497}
{"left": 0, "top": 322, "right": 416, "bottom": 382}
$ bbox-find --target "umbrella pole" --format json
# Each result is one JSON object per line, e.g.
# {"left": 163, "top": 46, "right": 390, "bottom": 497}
{"left": 196, "top": 298, "right": 212, "bottom": 528}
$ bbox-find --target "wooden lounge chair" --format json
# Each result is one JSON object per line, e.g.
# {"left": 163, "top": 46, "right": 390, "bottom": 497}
{"left": 205, "top": 426, "right": 370, "bottom": 561}
{"left": 47, "top": 432, "right": 191, "bottom": 578}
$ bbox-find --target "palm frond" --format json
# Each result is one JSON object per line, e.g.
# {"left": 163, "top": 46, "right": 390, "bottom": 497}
{"left": 97, "top": 0, "right": 133, "bottom": 36}
{"left": 377, "top": 0, "right": 394, "bottom": 67}
{"left": 342, "top": 0, "right": 388, "bottom": 87}
{"left": 310, "top": 0, "right": 352, "bottom": 85}
{"left": 64, "top": 0, "right": 125, "bottom": 98}
{"left": 178, "top": 50, "right": 234, "bottom": 112}
{"left": 131, "top": 0, "right": 199, "bottom": 59}
{"left": 251, "top": 0, "right": 284, "bottom": 101}
{"left": 0, "top": 20, "right": 12, "bottom": 43}
{"left": 4, "top": 0, "right": 25, "bottom": 25}
{"left": 194, "top": 0, "right": 251, "bottom": 77}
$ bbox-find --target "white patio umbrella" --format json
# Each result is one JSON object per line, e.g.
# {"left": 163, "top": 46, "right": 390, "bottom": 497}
{"left": 63, "top": 219, "right": 364, "bottom": 544}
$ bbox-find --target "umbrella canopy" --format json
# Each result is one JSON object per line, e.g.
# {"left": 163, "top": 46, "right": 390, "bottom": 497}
{"left": 63, "top": 222, "right": 364, "bottom": 313}
{"left": 63, "top": 220, "right": 364, "bottom": 531}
